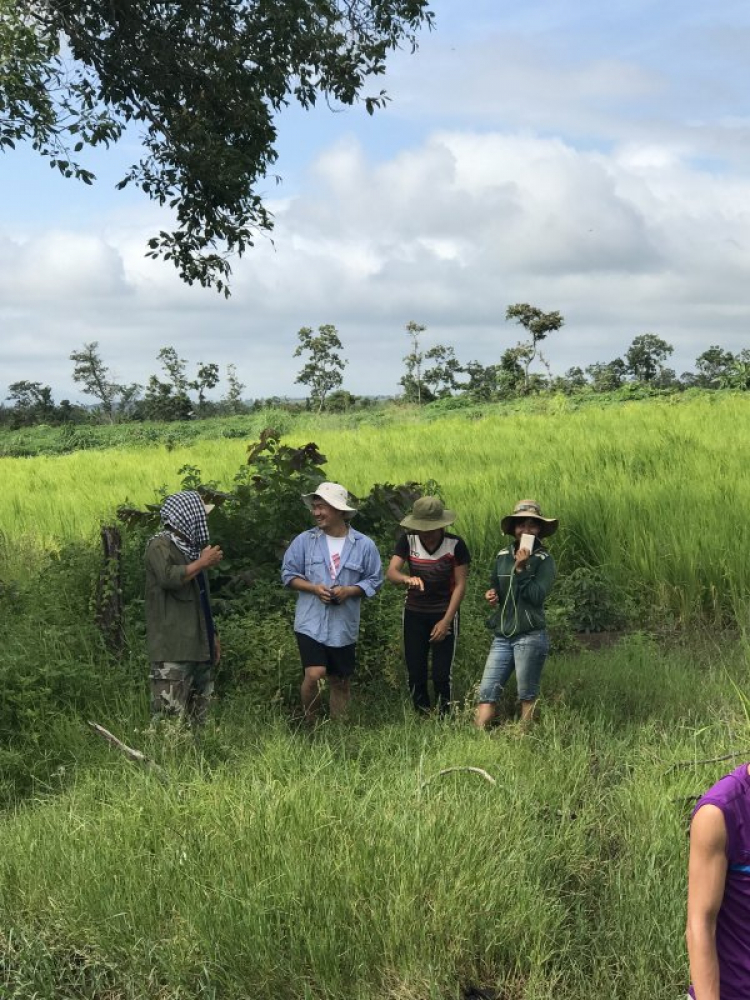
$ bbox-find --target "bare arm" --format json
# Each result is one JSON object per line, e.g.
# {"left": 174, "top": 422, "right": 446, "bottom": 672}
{"left": 686, "top": 804, "right": 727, "bottom": 1000}
{"left": 430, "top": 562, "right": 469, "bottom": 642}
{"left": 386, "top": 554, "right": 424, "bottom": 591}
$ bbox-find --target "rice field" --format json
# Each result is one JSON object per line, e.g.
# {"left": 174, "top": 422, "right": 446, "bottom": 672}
{"left": 3, "top": 392, "right": 750, "bottom": 624}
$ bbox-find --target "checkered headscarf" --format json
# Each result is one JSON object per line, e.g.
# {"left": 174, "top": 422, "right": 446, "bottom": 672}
{"left": 156, "top": 490, "right": 210, "bottom": 561}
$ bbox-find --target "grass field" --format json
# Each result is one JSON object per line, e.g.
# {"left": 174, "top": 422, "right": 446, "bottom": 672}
{"left": 3, "top": 392, "right": 750, "bottom": 624}
{"left": 2, "top": 635, "right": 749, "bottom": 999}
{"left": 2, "top": 393, "right": 750, "bottom": 999}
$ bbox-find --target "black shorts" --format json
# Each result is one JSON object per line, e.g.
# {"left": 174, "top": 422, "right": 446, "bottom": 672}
{"left": 295, "top": 632, "right": 357, "bottom": 678}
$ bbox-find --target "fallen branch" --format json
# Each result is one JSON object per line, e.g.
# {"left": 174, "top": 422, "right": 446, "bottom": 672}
{"left": 421, "top": 766, "right": 496, "bottom": 790}
{"left": 88, "top": 721, "right": 169, "bottom": 785}
{"left": 667, "top": 751, "right": 750, "bottom": 773}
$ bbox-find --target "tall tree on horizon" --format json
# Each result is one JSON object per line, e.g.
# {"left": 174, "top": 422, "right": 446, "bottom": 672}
{"left": 70, "top": 341, "right": 136, "bottom": 422}
{"left": 294, "top": 324, "right": 347, "bottom": 413}
{"left": 505, "top": 303, "right": 565, "bottom": 393}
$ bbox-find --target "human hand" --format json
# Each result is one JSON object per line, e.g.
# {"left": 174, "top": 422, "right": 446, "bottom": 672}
{"left": 200, "top": 544, "right": 223, "bottom": 568}
{"left": 330, "top": 585, "right": 358, "bottom": 604}
{"left": 514, "top": 548, "right": 530, "bottom": 571}
{"left": 485, "top": 588, "right": 498, "bottom": 606}
{"left": 404, "top": 576, "right": 424, "bottom": 591}
{"left": 314, "top": 583, "right": 335, "bottom": 603}
{"left": 429, "top": 618, "right": 451, "bottom": 642}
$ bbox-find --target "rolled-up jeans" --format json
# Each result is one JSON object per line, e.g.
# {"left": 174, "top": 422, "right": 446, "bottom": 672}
{"left": 477, "top": 630, "right": 550, "bottom": 703}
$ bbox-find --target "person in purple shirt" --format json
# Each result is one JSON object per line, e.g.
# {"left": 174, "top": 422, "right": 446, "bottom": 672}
{"left": 686, "top": 763, "right": 750, "bottom": 999}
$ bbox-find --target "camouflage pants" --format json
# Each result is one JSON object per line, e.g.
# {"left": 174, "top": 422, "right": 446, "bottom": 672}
{"left": 150, "top": 661, "right": 214, "bottom": 725}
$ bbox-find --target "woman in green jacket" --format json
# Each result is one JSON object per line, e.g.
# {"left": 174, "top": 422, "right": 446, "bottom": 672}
{"left": 475, "top": 499, "right": 557, "bottom": 729}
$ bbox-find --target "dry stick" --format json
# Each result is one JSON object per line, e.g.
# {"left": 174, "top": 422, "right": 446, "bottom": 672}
{"left": 88, "top": 721, "right": 170, "bottom": 785}
{"left": 421, "top": 766, "right": 496, "bottom": 790}
{"left": 667, "top": 751, "right": 750, "bottom": 772}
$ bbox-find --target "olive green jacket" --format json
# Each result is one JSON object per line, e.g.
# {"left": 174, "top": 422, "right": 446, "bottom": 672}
{"left": 487, "top": 540, "right": 556, "bottom": 638}
{"left": 145, "top": 536, "right": 211, "bottom": 663}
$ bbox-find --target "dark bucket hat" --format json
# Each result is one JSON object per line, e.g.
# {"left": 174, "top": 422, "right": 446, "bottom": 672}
{"left": 400, "top": 496, "right": 456, "bottom": 532}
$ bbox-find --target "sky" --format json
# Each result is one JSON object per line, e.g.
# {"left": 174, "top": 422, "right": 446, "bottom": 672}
{"left": 3, "top": 0, "right": 750, "bottom": 402}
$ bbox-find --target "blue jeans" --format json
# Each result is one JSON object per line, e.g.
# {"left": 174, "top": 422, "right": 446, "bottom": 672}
{"left": 477, "top": 630, "right": 550, "bottom": 703}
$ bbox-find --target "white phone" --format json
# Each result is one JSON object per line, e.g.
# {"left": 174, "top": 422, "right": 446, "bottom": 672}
{"left": 520, "top": 532, "right": 536, "bottom": 553}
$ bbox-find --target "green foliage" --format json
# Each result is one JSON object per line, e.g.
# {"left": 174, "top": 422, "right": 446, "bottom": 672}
{"left": 116, "top": 427, "right": 421, "bottom": 618}
{"left": 692, "top": 345, "right": 738, "bottom": 388}
{"left": 69, "top": 341, "right": 137, "bottom": 422}
{"left": 625, "top": 333, "right": 674, "bottom": 383}
{"left": 497, "top": 345, "right": 526, "bottom": 395}
{"left": 399, "top": 319, "right": 431, "bottom": 403}
{"left": 553, "top": 566, "right": 632, "bottom": 634}
{"left": 505, "top": 302, "right": 565, "bottom": 392}
{"left": 0, "top": 542, "right": 144, "bottom": 801}
{"left": 717, "top": 350, "right": 750, "bottom": 390}
{"left": 423, "top": 343, "right": 462, "bottom": 397}
{"left": 586, "top": 358, "right": 627, "bottom": 392}
{"left": 325, "top": 389, "right": 360, "bottom": 412}
{"left": 5, "top": 380, "right": 57, "bottom": 427}
{"left": 294, "top": 324, "right": 347, "bottom": 412}
{"left": 460, "top": 360, "right": 498, "bottom": 401}
{"left": 221, "top": 363, "right": 247, "bottom": 415}
{"left": 2, "top": 0, "right": 433, "bottom": 291}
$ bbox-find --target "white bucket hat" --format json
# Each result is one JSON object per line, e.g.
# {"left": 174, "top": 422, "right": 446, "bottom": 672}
{"left": 302, "top": 482, "right": 357, "bottom": 515}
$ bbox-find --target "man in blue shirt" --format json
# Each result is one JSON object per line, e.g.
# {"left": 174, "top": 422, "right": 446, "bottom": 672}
{"left": 281, "top": 482, "right": 383, "bottom": 723}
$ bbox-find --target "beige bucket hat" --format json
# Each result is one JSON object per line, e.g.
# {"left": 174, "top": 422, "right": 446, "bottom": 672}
{"left": 501, "top": 499, "right": 558, "bottom": 538}
{"left": 302, "top": 481, "right": 357, "bottom": 515}
{"left": 400, "top": 496, "right": 456, "bottom": 532}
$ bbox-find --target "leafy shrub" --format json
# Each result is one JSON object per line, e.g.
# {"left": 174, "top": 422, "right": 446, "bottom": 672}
{"left": 553, "top": 566, "right": 632, "bottom": 633}
{"left": 118, "top": 428, "right": 422, "bottom": 619}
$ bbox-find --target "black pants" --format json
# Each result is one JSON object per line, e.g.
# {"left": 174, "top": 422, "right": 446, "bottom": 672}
{"left": 403, "top": 609, "right": 458, "bottom": 715}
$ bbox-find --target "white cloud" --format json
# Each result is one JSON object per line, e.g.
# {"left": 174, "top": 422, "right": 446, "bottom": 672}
{"left": 0, "top": 231, "right": 129, "bottom": 302}
{"left": 3, "top": 139, "right": 750, "bottom": 398}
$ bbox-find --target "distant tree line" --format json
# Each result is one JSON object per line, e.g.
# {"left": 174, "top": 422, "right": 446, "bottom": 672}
{"left": 3, "top": 309, "right": 750, "bottom": 428}
{"left": 1, "top": 344, "right": 249, "bottom": 429}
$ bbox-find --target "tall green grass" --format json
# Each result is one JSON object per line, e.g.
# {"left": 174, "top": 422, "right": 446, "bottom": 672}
{"left": 1, "top": 635, "right": 748, "bottom": 999}
{"left": 3, "top": 396, "right": 750, "bottom": 998}
{"left": 3, "top": 393, "right": 750, "bottom": 621}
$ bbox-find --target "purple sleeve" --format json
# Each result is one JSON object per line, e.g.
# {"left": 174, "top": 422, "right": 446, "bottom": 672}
{"left": 692, "top": 796, "right": 734, "bottom": 860}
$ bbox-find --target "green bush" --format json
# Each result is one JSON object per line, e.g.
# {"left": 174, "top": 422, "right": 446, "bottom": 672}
{"left": 553, "top": 566, "right": 632, "bottom": 634}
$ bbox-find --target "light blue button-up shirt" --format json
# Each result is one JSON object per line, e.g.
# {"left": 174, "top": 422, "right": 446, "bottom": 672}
{"left": 281, "top": 526, "right": 383, "bottom": 647}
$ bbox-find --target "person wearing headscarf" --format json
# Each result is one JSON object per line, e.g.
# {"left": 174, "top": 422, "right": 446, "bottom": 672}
{"left": 145, "top": 490, "right": 223, "bottom": 724}
{"left": 386, "top": 496, "right": 470, "bottom": 716}
{"left": 475, "top": 499, "right": 557, "bottom": 730}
